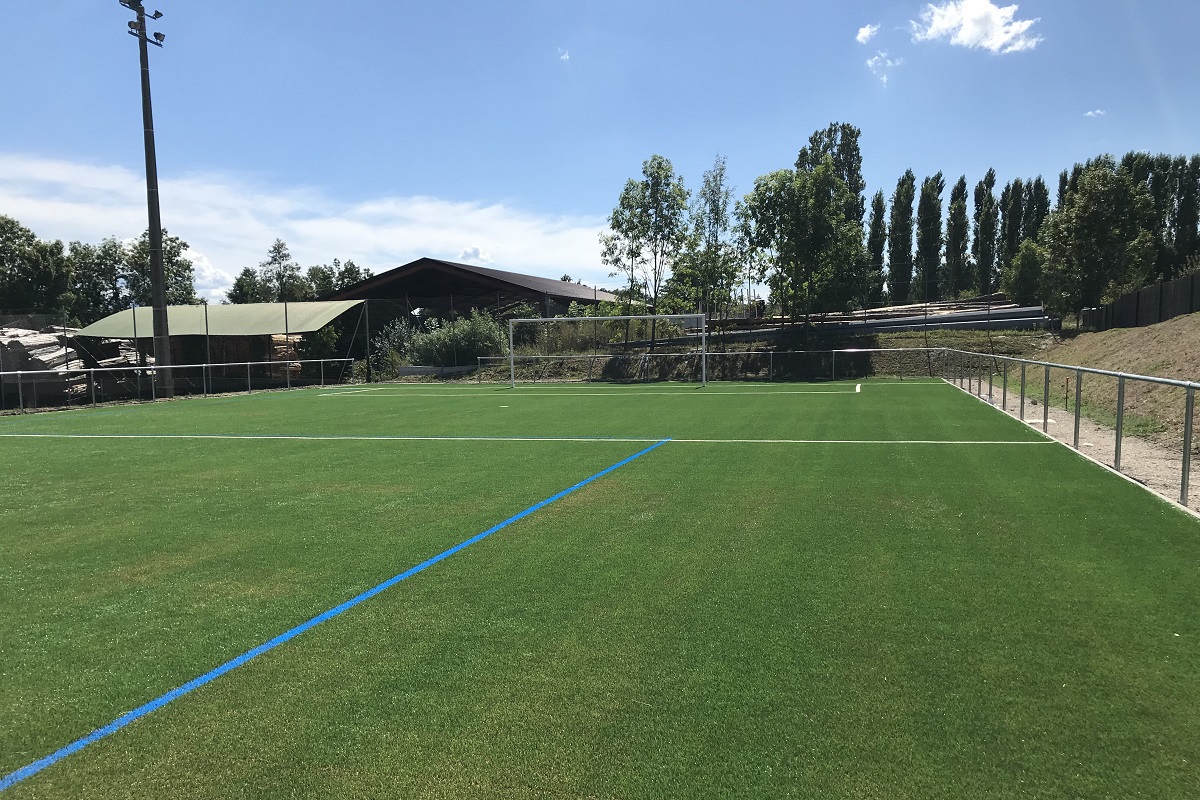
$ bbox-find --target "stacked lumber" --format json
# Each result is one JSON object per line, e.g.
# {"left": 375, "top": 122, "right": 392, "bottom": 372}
{"left": 0, "top": 326, "right": 87, "bottom": 395}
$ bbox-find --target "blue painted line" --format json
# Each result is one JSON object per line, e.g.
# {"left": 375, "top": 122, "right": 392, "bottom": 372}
{"left": 0, "top": 438, "right": 670, "bottom": 792}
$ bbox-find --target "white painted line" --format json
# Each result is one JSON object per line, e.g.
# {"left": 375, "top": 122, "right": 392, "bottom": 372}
{"left": 856, "top": 384, "right": 862, "bottom": 393}
{"left": 320, "top": 390, "right": 861, "bottom": 397}
{"left": 316, "top": 387, "right": 387, "bottom": 396}
{"left": 0, "top": 433, "right": 1051, "bottom": 446}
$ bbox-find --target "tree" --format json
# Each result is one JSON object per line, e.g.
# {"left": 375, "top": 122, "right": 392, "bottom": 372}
{"left": 258, "top": 239, "right": 310, "bottom": 302}
{"left": 67, "top": 237, "right": 128, "bottom": 323}
{"left": 886, "top": 170, "right": 916, "bottom": 303}
{"left": 944, "top": 176, "right": 971, "bottom": 298}
{"left": 668, "top": 155, "right": 739, "bottom": 319}
{"left": 1173, "top": 156, "right": 1200, "bottom": 276}
{"left": 796, "top": 122, "right": 866, "bottom": 227}
{"left": 1039, "top": 156, "right": 1155, "bottom": 315}
{"left": 914, "top": 172, "right": 945, "bottom": 301}
{"left": 600, "top": 178, "right": 648, "bottom": 322}
{"left": 866, "top": 190, "right": 888, "bottom": 306}
{"left": 599, "top": 155, "right": 689, "bottom": 344}
{"left": 0, "top": 215, "right": 70, "bottom": 312}
{"left": 1002, "top": 239, "right": 1045, "bottom": 306}
{"left": 225, "top": 267, "right": 271, "bottom": 304}
{"left": 972, "top": 169, "right": 1000, "bottom": 294}
{"left": 1022, "top": 176, "right": 1051, "bottom": 242}
{"left": 999, "top": 178, "right": 1025, "bottom": 277}
{"left": 740, "top": 154, "right": 867, "bottom": 330}
{"left": 125, "top": 229, "right": 197, "bottom": 306}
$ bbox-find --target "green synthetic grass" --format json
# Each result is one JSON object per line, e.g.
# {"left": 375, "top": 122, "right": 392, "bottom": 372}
{"left": 2, "top": 380, "right": 1199, "bottom": 798}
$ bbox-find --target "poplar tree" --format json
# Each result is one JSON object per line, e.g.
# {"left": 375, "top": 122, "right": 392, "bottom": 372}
{"left": 887, "top": 170, "right": 916, "bottom": 303}
{"left": 944, "top": 176, "right": 971, "bottom": 298}
{"left": 972, "top": 170, "right": 1000, "bottom": 294}
{"left": 866, "top": 190, "right": 888, "bottom": 306}
{"left": 914, "top": 172, "right": 945, "bottom": 301}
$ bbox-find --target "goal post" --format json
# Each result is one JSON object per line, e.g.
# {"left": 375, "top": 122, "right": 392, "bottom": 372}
{"left": 506, "top": 314, "right": 707, "bottom": 388}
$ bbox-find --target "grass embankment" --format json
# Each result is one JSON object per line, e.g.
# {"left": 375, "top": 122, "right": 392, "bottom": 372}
{"left": 975, "top": 313, "right": 1200, "bottom": 448}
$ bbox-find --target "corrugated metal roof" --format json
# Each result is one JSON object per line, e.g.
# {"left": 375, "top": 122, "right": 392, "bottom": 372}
{"left": 76, "top": 301, "right": 363, "bottom": 338}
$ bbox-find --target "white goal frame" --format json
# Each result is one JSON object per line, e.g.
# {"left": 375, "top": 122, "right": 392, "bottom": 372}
{"left": 507, "top": 314, "right": 707, "bottom": 388}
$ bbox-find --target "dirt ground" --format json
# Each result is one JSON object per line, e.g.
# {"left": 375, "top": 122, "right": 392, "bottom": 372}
{"left": 950, "top": 377, "right": 1199, "bottom": 515}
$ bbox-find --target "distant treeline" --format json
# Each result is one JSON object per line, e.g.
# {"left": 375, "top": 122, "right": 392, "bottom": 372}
{"left": 0, "top": 218, "right": 369, "bottom": 325}
{"left": 602, "top": 124, "right": 1200, "bottom": 320}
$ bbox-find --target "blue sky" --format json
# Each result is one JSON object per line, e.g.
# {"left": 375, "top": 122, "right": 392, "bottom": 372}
{"left": 1, "top": 0, "right": 1196, "bottom": 301}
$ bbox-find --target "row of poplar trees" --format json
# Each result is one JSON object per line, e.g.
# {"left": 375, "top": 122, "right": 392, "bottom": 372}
{"left": 601, "top": 123, "right": 1200, "bottom": 320}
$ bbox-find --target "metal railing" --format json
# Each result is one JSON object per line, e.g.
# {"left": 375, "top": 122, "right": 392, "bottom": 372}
{"left": 0, "top": 358, "right": 355, "bottom": 414}
{"left": 944, "top": 348, "right": 1197, "bottom": 507}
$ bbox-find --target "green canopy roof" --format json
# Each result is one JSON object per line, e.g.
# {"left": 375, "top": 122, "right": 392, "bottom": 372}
{"left": 76, "top": 301, "right": 364, "bottom": 338}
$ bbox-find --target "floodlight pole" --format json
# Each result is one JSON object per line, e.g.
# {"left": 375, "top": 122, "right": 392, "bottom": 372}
{"left": 122, "top": 1, "right": 173, "bottom": 397}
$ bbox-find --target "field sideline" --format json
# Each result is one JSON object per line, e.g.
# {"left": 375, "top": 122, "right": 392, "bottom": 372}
{"left": 2, "top": 380, "right": 1198, "bottom": 798}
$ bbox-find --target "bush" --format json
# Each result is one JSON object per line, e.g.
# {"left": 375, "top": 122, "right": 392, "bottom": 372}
{"left": 408, "top": 310, "right": 507, "bottom": 366}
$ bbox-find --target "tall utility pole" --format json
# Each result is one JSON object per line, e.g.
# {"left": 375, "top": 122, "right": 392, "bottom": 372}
{"left": 120, "top": 0, "right": 173, "bottom": 397}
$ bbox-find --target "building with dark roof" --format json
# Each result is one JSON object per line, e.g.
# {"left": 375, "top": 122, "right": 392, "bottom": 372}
{"left": 326, "top": 257, "right": 617, "bottom": 318}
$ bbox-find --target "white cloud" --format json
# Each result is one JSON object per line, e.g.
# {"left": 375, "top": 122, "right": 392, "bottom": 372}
{"left": 911, "top": 0, "right": 1042, "bottom": 54}
{"left": 1084, "top": 109, "right": 1106, "bottom": 118}
{"left": 457, "top": 246, "right": 493, "bottom": 264}
{"left": 856, "top": 24, "right": 881, "bottom": 45}
{"left": 866, "top": 51, "right": 903, "bottom": 86}
{"left": 558, "top": 48, "right": 570, "bottom": 62}
{"left": 0, "top": 153, "right": 610, "bottom": 302}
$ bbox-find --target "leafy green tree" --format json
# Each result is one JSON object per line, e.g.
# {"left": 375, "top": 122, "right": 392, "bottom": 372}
{"left": 1039, "top": 156, "right": 1155, "bottom": 314}
{"left": 599, "top": 154, "right": 689, "bottom": 343}
{"left": 914, "top": 172, "right": 945, "bottom": 301}
{"left": 67, "top": 237, "right": 128, "bottom": 322}
{"left": 124, "top": 229, "right": 197, "bottom": 306}
{"left": 972, "top": 170, "right": 1000, "bottom": 294}
{"left": 600, "top": 178, "right": 647, "bottom": 320}
{"left": 866, "top": 190, "right": 888, "bottom": 306}
{"left": 0, "top": 216, "right": 70, "bottom": 312}
{"left": 1002, "top": 239, "right": 1045, "bottom": 306}
{"left": 668, "top": 155, "right": 739, "bottom": 319}
{"left": 740, "top": 155, "right": 867, "bottom": 325}
{"left": 225, "top": 267, "right": 271, "bottom": 304}
{"left": 258, "top": 239, "right": 311, "bottom": 302}
{"left": 886, "top": 170, "right": 916, "bottom": 303}
{"left": 944, "top": 176, "right": 971, "bottom": 297}
{"left": 796, "top": 122, "right": 866, "bottom": 227}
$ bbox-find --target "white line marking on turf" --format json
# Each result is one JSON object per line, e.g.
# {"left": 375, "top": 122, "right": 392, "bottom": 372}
{"left": 0, "top": 433, "right": 1051, "bottom": 445}
{"left": 856, "top": 384, "right": 861, "bottom": 393}
{"left": 316, "top": 387, "right": 387, "bottom": 396}
{"left": 319, "top": 390, "right": 862, "bottom": 397}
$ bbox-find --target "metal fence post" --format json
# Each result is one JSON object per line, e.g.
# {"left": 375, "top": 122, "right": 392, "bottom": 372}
{"left": 247, "top": 363, "right": 252, "bottom": 394}
{"left": 1020, "top": 363, "right": 1027, "bottom": 421}
{"left": 91, "top": 369, "right": 97, "bottom": 408}
{"left": 321, "top": 359, "right": 326, "bottom": 387}
{"left": 1182, "top": 386, "right": 1194, "bottom": 506}
{"left": 17, "top": 372, "right": 24, "bottom": 413}
{"left": 1002, "top": 362, "right": 1008, "bottom": 411}
{"left": 1073, "top": 368, "right": 1083, "bottom": 449}
{"left": 1043, "top": 367, "right": 1051, "bottom": 433}
{"left": 769, "top": 351, "right": 774, "bottom": 381}
{"left": 832, "top": 350, "right": 837, "bottom": 382}
{"left": 1115, "top": 376, "right": 1125, "bottom": 472}
{"left": 988, "top": 370, "right": 994, "bottom": 404}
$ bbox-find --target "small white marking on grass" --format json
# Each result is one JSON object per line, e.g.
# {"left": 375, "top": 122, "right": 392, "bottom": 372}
{"left": 856, "top": 384, "right": 862, "bottom": 393}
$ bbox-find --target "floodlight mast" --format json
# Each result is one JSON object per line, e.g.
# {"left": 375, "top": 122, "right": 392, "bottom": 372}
{"left": 120, "top": 0, "right": 173, "bottom": 397}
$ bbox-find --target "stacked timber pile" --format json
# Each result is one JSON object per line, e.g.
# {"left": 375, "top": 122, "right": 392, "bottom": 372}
{"left": 269, "top": 334, "right": 300, "bottom": 378}
{"left": 0, "top": 326, "right": 88, "bottom": 396}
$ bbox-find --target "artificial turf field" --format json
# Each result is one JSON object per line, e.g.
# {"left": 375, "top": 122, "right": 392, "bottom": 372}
{"left": 1, "top": 379, "right": 1198, "bottom": 799}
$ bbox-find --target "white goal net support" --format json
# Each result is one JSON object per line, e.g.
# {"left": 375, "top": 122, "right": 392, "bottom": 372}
{"left": 491, "top": 314, "right": 708, "bottom": 387}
